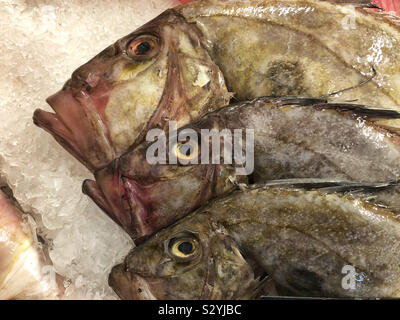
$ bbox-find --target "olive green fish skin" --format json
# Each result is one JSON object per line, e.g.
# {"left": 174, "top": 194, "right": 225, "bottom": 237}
{"left": 110, "top": 186, "right": 400, "bottom": 299}
{"left": 178, "top": 0, "right": 400, "bottom": 110}
{"left": 86, "top": 97, "right": 400, "bottom": 240}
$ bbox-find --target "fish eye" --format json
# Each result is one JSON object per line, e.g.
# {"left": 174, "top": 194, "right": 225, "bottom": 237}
{"left": 168, "top": 236, "right": 200, "bottom": 262}
{"left": 173, "top": 140, "right": 199, "bottom": 163}
{"left": 127, "top": 35, "right": 160, "bottom": 60}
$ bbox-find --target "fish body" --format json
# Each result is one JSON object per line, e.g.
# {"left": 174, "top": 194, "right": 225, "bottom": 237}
{"left": 33, "top": 0, "right": 400, "bottom": 172}
{"left": 0, "top": 187, "right": 62, "bottom": 299}
{"left": 84, "top": 97, "right": 400, "bottom": 240}
{"left": 178, "top": 0, "right": 400, "bottom": 106}
{"left": 109, "top": 184, "right": 400, "bottom": 299}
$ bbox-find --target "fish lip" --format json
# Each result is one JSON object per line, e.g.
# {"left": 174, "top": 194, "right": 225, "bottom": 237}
{"left": 109, "top": 264, "right": 156, "bottom": 300}
{"left": 33, "top": 89, "right": 95, "bottom": 170}
{"left": 33, "top": 89, "right": 80, "bottom": 142}
{"left": 45, "top": 87, "right": 81, "bottom": 118}
{"left": 33, "top": 87, "right": 113, "bottom": 171}
{"left": 33, "top": 107, "right": 90, "bottom": 169}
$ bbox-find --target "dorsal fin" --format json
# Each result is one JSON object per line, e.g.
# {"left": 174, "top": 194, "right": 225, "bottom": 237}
{"left": 311, "top": 103, "right": 400, "bottom": 120}
{"left": 245, "top": 179, "right": 400, "bottom": 214}
{"left": 256, "top": 178, "right": 400, "bottom": 193}
{"left": 258, "top": 96, "right": 328, "bottom": 107}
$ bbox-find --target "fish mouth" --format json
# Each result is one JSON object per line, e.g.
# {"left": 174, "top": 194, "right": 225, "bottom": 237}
{"left": 33, "top": 91, "right": 89, "bottom": 169}
{"left": 91, "top": 165, "right": 156, "bottom": 241}
{"left": 33, "top": 88, "right": 114, "bottom": 172}
{"left": 109, "top": 263, "right": 156, "bottom": 300}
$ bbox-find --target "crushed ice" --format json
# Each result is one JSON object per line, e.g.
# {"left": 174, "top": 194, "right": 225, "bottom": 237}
{"left": 0, "top": 0, "right": 180, "bottom": 299}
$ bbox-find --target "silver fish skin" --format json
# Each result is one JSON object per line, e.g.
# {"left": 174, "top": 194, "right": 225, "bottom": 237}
{"left": 109, "top": 184, "right": 400, "bottom": 299}
{"left": 84, "top": 97, "right": 400, "bottom": 240}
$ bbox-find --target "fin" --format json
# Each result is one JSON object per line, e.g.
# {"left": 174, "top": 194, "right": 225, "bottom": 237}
{"left": 251, "top": 178, "right": 400, "bottom": 193}
{"left": 316, "top": 181, "right": 400, "bottom": 193}
{"left": 276, "top": 97, "right": 328, "bottom": 107}
{"left": 311, "top": 103, "right": 400, "bottom": 120}
{"left": 259, "top": 96, "right": 328, "bottom": 106}
{"left": 259, "top": 96, "right": 400, "bottom": 123}
{"left": 327, "top": 0, "right": 382, "bottom": 10}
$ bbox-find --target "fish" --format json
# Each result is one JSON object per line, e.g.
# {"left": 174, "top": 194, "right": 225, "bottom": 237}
{"left": 33, "top": 7, "right": 231, "bottom": 172}
{"left": 0, "top": 185, "right": 63, "bottom": 299}
{"left": 82, "top": 96, "right": 400, "bottom": 240}
{"left": 33, "top": 0, "right": 400, "bottom": 172}
{"left": 109, "top": 182, "right": 400, "bottom": 299}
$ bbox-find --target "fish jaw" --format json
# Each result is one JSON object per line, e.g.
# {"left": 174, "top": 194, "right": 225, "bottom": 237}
{"left": 33, "top": 88, "right": 115, "bottom": 172}
{"left": 109, "top": 264, "right": 157, "bottom": 300}
{"left": 89, "top": 161, "right": 236, "bottom": 241}
{"left": 86, "top": 163, "right": 156, "bottom": 240}
{"left": 86, "top": 131, "right": 242, "bottom": 241}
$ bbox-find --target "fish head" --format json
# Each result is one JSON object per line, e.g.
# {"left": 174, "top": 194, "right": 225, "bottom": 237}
{"left": 85, "top": 119, "right": 247, "bottom": 240}
{"left": 33, "top": 9, "right": 230, "bottom": 171}
{"left": 109, "top": 212, "right": 258, "bottom": 300}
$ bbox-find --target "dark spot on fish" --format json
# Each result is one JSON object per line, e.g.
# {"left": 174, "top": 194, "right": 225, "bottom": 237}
{"left": 259, "top": 61, "right": 305, "bottom": 96}
{"left": 138, "top": 288, "right": 142, "bottom": 293}
{"left": 281, "top": 268, "right": 325, "bottom": 297}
